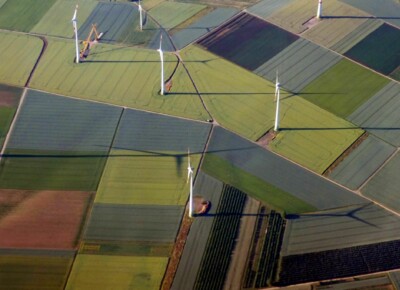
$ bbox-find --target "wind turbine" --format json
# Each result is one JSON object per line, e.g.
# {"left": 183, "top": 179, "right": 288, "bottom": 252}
{"left": 187, "top": 149, "right": 194, "bottom": 217}
{"left": 72, "top": 5, "right": 79, "bottom": 64}
{"left": 274, "top": 71, "right": 280, "bottom": 132}
{"left": 138, "top": 0, "right": 143, "bottom": 31}
{"left": 317, "top": 0, "right": 322, "bottom": 19}
{"left": 157, "top": 35, "right": 165, "bottom": 95}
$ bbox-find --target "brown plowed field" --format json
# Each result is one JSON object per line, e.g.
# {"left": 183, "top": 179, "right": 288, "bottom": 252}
{"left": 0, "top": 190, "right": 92, "bottom": 249}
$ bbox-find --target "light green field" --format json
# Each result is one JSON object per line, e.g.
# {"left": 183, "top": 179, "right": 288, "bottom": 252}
{"left": 30, "top": 38, "right": 209, "bottom": 121}
{"left": 301, "top": 59, "right": 390, "bottom": 118}
{"left": 143, "top": 0, "right": 165, "bottom": 10}
{"left": 95, "top": 150, "right": 201, "bottom": 205}
{"left": 31, "top": 0, "right": 98, "bottom": 38}
{"left": 0, "top": 0, "right": 6, "bottom": 8}
{"left": 0, "top": 32, "right": 43, "bottom": 86}
{"left": 66, "top": 255, "right": 168, "bottom": 290}
{"left": 149, "top": 1, "right": 206, "bottom": 30}
{"left": 269, "top": 98, "right": 363, "bottom": 173}
{"left": 202, "top": 154, "right": 316, "bottom": 214}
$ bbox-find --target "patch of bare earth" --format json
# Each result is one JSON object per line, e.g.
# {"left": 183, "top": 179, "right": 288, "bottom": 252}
{"left": 257, "top": 130, "right": 277, "bottom": 147}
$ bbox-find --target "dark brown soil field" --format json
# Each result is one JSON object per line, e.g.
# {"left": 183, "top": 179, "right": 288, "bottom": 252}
{"left": 0, "top": 190, "right": 92, "bottom": 249}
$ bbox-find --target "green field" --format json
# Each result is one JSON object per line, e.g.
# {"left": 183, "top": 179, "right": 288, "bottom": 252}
{"left": 0, "top": 84, "right": 22, "bottom": 149}
{"left": 95, "top": 150, "right": 201, "bottom": 205}
{"left": 202, "top": 153, "right": 315, "bottom": 213}
{"left": 31, "top": 0, "right": 98, "bottom": 38}
{"left": 0, "top": 0, "right": 57, "bottom": 32}
{"left": 30, "top": 38, "right": 209, "bottom": 121}
{"left": 66, "top": 255, "right": 168, "bottom": 290}
{"left": 0, "top": 255, "right": 72, "bottom": 290}
{"left": 0, "top": 32, "right": 43, "bottom": 86}
{"left": 149, "top": 1, "right": 206, "bottom": 30}
{"left": 300, "top": 59, "right": 390, "bottom": 118}
{"left": 0, "top": 149, "right": 106, "bottom": 191}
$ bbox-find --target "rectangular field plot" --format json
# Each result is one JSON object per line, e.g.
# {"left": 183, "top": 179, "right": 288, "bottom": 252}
{"left": 171, "top": 7, "right": 238, "bottom": 50}
{"left": 344, "top": 23, "right": 400, "bottom": 76}
{"left": 362, "top": 152, "right": 400, "bottom": 213}
{"left": 277, "top": 239, "right": 400, "bottom": 286}
{"left": 0, "top": 0, "right": 56, "bottom": 32}
{"left": 0, "top": 190, "right": 92, "bottom": 249}
{"left": 84, "top": 204, "right": 183, "bottom": 243}
{"left": 302, "top": 1, "right": 376, "bottom": 49}
{"left": 30, "top": 38, "right": 209, "bottom": 121}
{"left": 254, "top": 38, "right": 342, "bottom": 93}
{"left": 390, "top": 271, "right": 400, "bottom": 289}
{"left": 328, "top": 136, "right": 396, "bottom": 189}
{"left": 341, "top": 0, "right": 400, "bottom": 28}
{"left": 246, "top": 0, "right": 295, "bottom": 19}
{"left": 149, "top": 1, "right": 206, "bottom": 30}
{"left": 0, "top": 255, "right": 72, "bottom": 290}
{"left": 316, "top": 276, "right": 393, "bottom": 290}
{"left": 66, "top": 255, "right": 168, "bottom": 290}
{"left": 0, "top": 84, "right": 22, "bottom": 149}
{"left": 281, "top": 204, "right": 400, "bottom": 256}
{"left": 0, "top": 32, "right": 43, "bottom": 86}
{"left": 95, "top": 149, "right": 200, "bottom": 205}
{"left": 7, "top": 90, "right": 122, "bottom": 152}
{"left": 349, "top": 82, "right": 400, "bottom": 146}
{"left": 0, "top": 149, "right": 107, "bottom": 191}
{"left": 31, "top": 0, "right": 98, "bottom": 38}
{"left": 197, "top": 13, "right": 298, "bottom": 71}
{"left": 203, "top": 127, "right": 367, "bottom": 212}
{"left": 300, "top": 59, "right": 389, "bottom": 118}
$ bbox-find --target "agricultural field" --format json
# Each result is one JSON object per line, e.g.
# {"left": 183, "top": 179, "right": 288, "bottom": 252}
{"left": 175, "top": 0, "right": 258, "bottom": 9}
{"left": 300, "top": 58, "right": 390, "bottom": 118}
{"left": 66, "top": 255, "right": 168, "bottom": 290}
{"left": 328, "top": 135, "right": 396, "bottom": 189}
{"left": 171, "top": 171, "right": 224, "bottom": 290}
{"left": 281, "top": 203, "right": 400, "bottom": 256}
{"left": 254, "top": 38, "right": 342, "bottom": 93}
{"left": 171, "top": 7, "right": 238, "bottom": 50}
{"left": 390, "top": 271, "right": 400, "bottom": 289}
{"left": 362, "top": 152, "right": 400, "bottom": 213}
{"left": 0, "top": 190, "right": 92, "bottom": 249}
{"left": 0, "top": 32, "right": 43, "bottom": 87}
{"left": 344, "top": 24, "right": 400, "bottom": 78}
{"left": 30, "top": 38, "right": 210, "bottom": 121}
{"left": 31, "top": 0, "right": 98, "bottom": 38}
{"left": 0, "top": 254, "right": 73, "bottom": 290}
{"left": 203, "top": 126, "right": 367, "bottom": 212}
{"left": 277, "top": 239, "right": 400, "bottom": 286}
{"left": 348, "top": 82, "right": 400, "bottom": 146}
{"left": 0, "top": 0, "right": 57, "bottom": 32}
{"left": 302, "top": 1, "right": 375, "bottom": 49}
{"left": 246, "top": 0, "right": 295, "bottom": 19}
{"left": 198, "top": 13, "right": 298, "bottom": 71}
{"left": 0, "top": 84, "right": 22, "bottom": 149}
{"left": 341, "top": 0, "right": 400, "bottom": 28}
{"left": 316, "top": 275, "right": 395, "bottom": 290}
{"left": 84, "top": 204, "right": 183, "bottom": 243}
{"left": 149, "top": 1, "right": 206, "bottom": 30}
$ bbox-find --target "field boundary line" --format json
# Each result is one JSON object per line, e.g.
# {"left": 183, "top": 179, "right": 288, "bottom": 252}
{"left": 0, "top": 88, "right": 28, "bottom": 163}
{"left": 358, "top": 147, "right": 399, "bottom": 192}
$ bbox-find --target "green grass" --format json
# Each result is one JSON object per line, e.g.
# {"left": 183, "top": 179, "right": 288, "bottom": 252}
{"left": 269, "top": 97, "right": 363, "bottom": 173}
{"left": 66, "top": 255, "right": 168, "bottom": 290}
{"left": 31, "top": 0, "right": 98, "bottom": 38}
{"left": 30, "top": 38, "right": 209, "bottom": 121}
{"left": 0, "top": 107, "right": 17, "bottom": 148}
{"left": 0, "top": 255, "right": 72, "bottom": 290}
{"left": 0, "top": 149, "right": 107, "bottom": 191}
{"left": 202, "top": 154, "right": 316, "bottom": 214}
{"left": 149, "top": 1, "right": 206, "bottom": 30}
{"left": 300, "top": 59, "right": 390, "bottom": 118}
{"left": 0, "top": 0, "right": 57, "bottom": 32}
{"left": 0, "top": 32, "right": 43, "bottom": 86}
{"left": 95, "top": 149, "right": 201, "bottom": 205}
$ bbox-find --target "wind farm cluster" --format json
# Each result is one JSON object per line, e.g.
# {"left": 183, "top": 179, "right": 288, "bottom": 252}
{"left": 0, "top": 0, "right": 399, "bottom": 289}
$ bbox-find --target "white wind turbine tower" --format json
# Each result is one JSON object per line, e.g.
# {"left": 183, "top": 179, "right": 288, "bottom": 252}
{"left": 138, "top": 0, "right": 143, "bottom": 31}
{"left": 274, "top": 71, "right": 281, "bottom": 132}
{"left": 317, "top": 0, "right": 322, "bottom": 19}
{"left": 72, "top": 5, "right": 79, "bottom": 64}
{"left": 157, "top": 35, "right": 165, "bottom": 95}
{"left": 187, "top": 149, "right": 194, "bottom": 218}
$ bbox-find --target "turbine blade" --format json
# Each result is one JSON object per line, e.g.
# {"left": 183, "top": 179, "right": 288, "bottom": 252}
{"left": 159, "top": 34, "right": 163, "bottom": 51}
{"left": 72, "top": 5, "right": 78, "bottom": 22}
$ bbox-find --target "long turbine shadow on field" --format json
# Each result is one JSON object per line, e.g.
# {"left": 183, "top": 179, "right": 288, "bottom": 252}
{"left": 286, "top": 203, "right": 378, "bottom": 228}
{"left": 280, "top": 126, "right": 400, "bottom": 131}
{"left": 323, "top": 16, "right": 400, "bottom": 20}
{"left": 200, "top": 212, "right": 268, "bottom": 217}
{"left": 83, "top": 60, "right": 178, "bottom": 64}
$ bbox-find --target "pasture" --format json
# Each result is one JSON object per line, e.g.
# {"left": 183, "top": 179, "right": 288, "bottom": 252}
{"left": 0, "top": 84, "right": 22, "bottom": 149}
